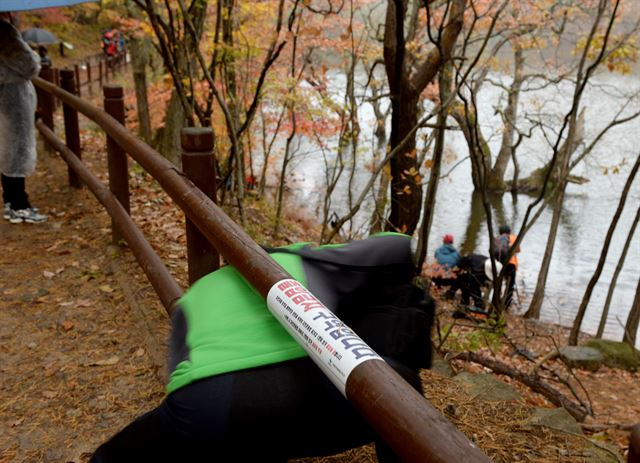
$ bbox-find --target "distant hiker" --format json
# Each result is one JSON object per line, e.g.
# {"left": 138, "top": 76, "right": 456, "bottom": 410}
{"left": 456, "top": 254, "right": 502, "bottom": 313}
{"left": 431, "top": 234, "right": 461, "bottom": 298}
{"left": 37, "top": 45, "right": 50, "bottom": 65}
{"left": 37, "top": 45, "right": 51, "bottom": 67}
{"left": 493, "top": 225, "right": 520, "bottom": 309}
{"left": 0, "top": 13, "right": 47, "bottom": 223}
{"left": 245, "top": 174, "right": 257, "bottom": 190}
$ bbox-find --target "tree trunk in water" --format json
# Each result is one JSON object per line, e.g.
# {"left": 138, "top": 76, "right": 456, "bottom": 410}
{"left": 525, "top": 187, "right": 565, "bottom": 319}
{"left": 157, "top": 90, "right": 185, "bottom": 166}
{"left": 525, "top": 95, "right": 585, "bottom": 320}
{"left": 569, "top": 155, "right": 640, "bottom": 345}
{"left": 489, "top": 46, "right": 523, "bottom": 190}
{"left": 597, "top": 206, "right": 640, "bottom": 338}
{"left": 516, "top": 110, "right": 585, "bottom": 193}
{"left": 129, "top": 38, "right": 152, "bottom": 143}
{"left": 450, "top": 104, "right": 491, "bottom": 191}
{"left": 623, "top": 277, "right": 640, "bottom": 346}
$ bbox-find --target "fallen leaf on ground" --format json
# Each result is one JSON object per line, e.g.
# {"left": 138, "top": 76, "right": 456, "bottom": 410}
{"left": 11, "top": 417, "right": 24, "bottom": 427}
{"left": 89, "top": 356, "right": 120, "bottom": 366}
{"left": 43, "top": 270, "right": 55, "bottom": 279}
{"left": 60, "top": 320, "right": 74, "bottom": 331}
{"left": 42, "top": 390, "right": 57, "bottom": 399}
{"left": 99, "top": 285, "right": 115, "bottom": 293}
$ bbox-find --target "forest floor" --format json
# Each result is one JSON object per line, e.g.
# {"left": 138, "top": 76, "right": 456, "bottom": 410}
{"left": 0, "top": 103, "right": 638, "bottom": 463}
{"left": 1, "top": 14, "right": 639, "bottom": 458}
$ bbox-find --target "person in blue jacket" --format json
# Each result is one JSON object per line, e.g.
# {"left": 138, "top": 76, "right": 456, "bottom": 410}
{"left": 431, "top": 234, "right": 461, "bottom": 297}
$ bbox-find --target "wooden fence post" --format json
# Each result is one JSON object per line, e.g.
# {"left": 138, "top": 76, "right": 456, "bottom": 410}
{"left": 630, "top": 424, "right": 640, "bottom": 463}
{"left": 103, "top": 85, "right": 130, "bottom": 244}
{"left": 37, "top": 64, "right": 55, "bottom": 131}
{"left": 60, "top": 69, "right": 82, "bottom": 189}
{"left": 181, "top": 127, "right": 220, "bottom": 284}
{"left": 53, "top": 67, "right": 60, "bottom": 108}
{"left": 74, "top": 64, "right": 81, "bottom": 97}
{"left": 86, "top": 60, "right": 92, "bottom": 95}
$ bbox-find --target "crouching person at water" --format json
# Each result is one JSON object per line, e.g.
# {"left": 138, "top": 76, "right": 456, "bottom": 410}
{"left": 454, "top": 254, "right": 502, "bottom": 317}
{"left": 91, "top": 233, "right": 434, "bottom": 462}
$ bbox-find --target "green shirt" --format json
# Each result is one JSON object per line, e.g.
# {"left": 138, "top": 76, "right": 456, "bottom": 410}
{"left": 167, "top": 248, "right": 309, "bottom": 393}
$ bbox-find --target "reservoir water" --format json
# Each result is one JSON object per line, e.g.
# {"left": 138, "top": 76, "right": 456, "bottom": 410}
{"left": 262, "top": 70, "right": 640, "bottom": 347}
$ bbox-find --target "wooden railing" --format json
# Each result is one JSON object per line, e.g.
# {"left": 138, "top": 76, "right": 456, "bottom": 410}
{"left": 630, "top": 423, "right": 640, "bottom": 463}
{"left": 72, "top": 51, "right": 127, "bottom": 97}
{"left": 32, "top": 69, "right": 492, "bottom": 463}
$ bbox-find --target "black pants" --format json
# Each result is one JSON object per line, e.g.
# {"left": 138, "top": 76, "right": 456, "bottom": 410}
{"left": 503, "top": 263, "right": 516, "bottom": 309}
{"left": 459, "top": 272, "right": 485, "bottom": 309}
{"left": 1, "top": 174, "right": 30, "bottom": 210}
{"left": 91, "top": 357, "right": 419, "bottom": 463}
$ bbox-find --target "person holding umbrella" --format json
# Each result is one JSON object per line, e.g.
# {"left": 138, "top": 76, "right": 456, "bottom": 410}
{"left": 37, "top": 45, "right": 52, "bottom": 67}
{"left": 0, "top": 11, "right": 47, "bottom": 223}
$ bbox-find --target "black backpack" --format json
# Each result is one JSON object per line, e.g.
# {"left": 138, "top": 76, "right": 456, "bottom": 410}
{"left": 340, "top": 282, "right": 434, "bottom": 370}
{"left": 492, "top": 234, "right": 510, "bottom": 264}
{"left": 266, "top": 241, "right": 434, "bottom": 370}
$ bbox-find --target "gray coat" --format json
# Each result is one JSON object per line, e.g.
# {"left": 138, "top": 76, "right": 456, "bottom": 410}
{"left": 0, "top": 20, "right": 41, "bottom": 177}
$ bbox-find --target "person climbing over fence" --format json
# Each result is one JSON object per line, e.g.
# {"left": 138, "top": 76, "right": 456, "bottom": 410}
{"left": 91, "top": 233, "right": 434, "bottom": 462}
{"left": 0, "top": 12, "right": 47, "bottom": 224}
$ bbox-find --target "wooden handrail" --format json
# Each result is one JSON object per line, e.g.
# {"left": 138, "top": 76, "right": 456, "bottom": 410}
{"left": 33, "top": 76, "right": 490, "bottom": 463}
{"left": 36, "top": 120, "right": 183, "bottom": 312}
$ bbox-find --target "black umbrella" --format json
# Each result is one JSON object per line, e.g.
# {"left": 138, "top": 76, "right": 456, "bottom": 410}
{"left": 21, "top": 28, "right": 59, "bottom": 45}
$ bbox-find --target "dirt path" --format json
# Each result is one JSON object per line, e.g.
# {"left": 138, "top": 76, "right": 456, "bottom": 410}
{"left": 0, "top": 150, "right": 169, "bottom": 462}
{"left": 1, "top": 104, "right": 637, "bottom": 462}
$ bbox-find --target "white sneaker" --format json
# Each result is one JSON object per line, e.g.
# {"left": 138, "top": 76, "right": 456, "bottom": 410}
{"left": 8, "top": 207, "right": 48, "bottom": 224}
{"left": 2, "top": 203, "right": 10, "bottom": 220}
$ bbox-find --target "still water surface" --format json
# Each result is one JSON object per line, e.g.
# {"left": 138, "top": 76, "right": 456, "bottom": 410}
{"left": 270, "top": 71, "right": 640, "bottom": 347}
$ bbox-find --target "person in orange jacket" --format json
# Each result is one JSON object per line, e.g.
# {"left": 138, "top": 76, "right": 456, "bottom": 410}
{"left": 496, "top": 225, "right": 520, "bottom": 309}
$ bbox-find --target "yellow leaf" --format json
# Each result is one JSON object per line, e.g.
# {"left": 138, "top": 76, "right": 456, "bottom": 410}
{"left": 99, "top": 285, "right": 115, "bottom": 293}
